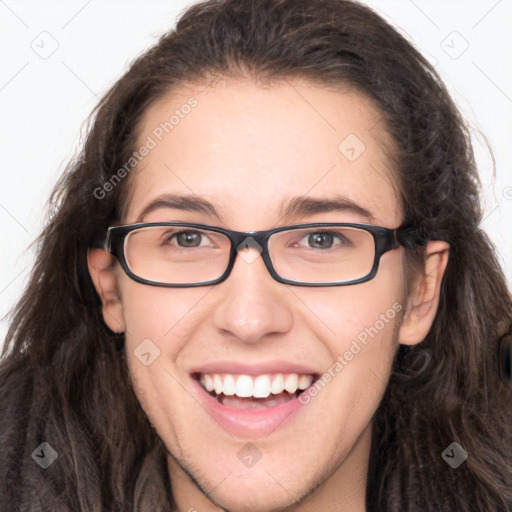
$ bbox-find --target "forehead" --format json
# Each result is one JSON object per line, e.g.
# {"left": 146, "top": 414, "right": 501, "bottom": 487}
{"left": 124, "top": 78, "right": 401, "bottom": 228}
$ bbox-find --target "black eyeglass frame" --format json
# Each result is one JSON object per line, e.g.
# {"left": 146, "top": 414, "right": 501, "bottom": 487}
{"left": 105, "top": 221, "right": 422, "bottom": 287}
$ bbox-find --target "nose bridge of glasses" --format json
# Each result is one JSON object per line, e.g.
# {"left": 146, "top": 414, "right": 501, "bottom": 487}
{"left": 234, "top": 234, "right": 266, "bottom": 266}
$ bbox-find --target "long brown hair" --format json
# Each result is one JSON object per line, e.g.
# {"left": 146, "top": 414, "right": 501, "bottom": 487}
{"left": 1, "top": 1, "right": 511, "bottom": 510}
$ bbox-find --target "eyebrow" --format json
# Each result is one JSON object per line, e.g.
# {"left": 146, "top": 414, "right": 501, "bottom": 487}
{"left": 136, "top": 193, "right": 221, "bottom": 223}
{"left": 280, "top": 195, "right": 374, "bottom": 222}
{"left": 135, "top": 192, "right": 374, "bottom": 223}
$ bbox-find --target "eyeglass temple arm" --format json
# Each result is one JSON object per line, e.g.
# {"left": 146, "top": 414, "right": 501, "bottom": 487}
{"left": 395, "top": 226, "right": 426, "bottom": 249}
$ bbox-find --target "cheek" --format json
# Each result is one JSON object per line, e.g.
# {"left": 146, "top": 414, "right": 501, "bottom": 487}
{"left": 119, "top": 281, "right": 208, "bottom": 346}
{"left": 119, "top": 286, "right": 202, "bottom": 449}
{"left": 299, "top": 302, "right": 402, "bottom": 455}
{"left": 297, "top": 250, "right": 405, "bottom": 351}
{"left": 299, "top": 253, "right": 405, "bottom": 414}
{"left": 118, "top": 283, "right": 210, "bottom": 420}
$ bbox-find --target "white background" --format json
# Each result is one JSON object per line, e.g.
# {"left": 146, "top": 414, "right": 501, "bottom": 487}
{"left": 1, "top": 0, "right": 511, "bottom": 349}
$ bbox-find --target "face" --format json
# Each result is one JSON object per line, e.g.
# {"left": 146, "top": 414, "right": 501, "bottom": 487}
{"left": 89, "top": 78, "right": 448, "bottom": 512}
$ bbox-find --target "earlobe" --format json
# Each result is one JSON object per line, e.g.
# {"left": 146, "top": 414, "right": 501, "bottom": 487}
{"left": 398, "top": 241, "right": 450, "bottom": 346}
{"left": 87, "top": 248, "right": 125, "bottom": 333}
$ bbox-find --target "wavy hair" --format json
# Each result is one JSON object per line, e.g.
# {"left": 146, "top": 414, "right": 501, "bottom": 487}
{"left": 1, "top": 0, "right": 511, "bottom": 510}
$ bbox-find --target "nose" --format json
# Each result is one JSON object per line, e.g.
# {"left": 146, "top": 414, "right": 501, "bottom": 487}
{"left": 212, "top": 243, "right": 293, "bottom": 345}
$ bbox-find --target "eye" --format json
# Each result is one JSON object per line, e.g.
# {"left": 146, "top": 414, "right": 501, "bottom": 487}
{"left": 299, "top": 230, "right": 354, "bottom": 250}
{"left": 306, "top": 231, "right": 335, "bottom": 249}
{"left": 164, "top": 230, "right": 210, "bottom": 248}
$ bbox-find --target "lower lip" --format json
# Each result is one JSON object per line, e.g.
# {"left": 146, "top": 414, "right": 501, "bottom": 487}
{"left": 192, "top": 378, "right": 306, "bottom": 438}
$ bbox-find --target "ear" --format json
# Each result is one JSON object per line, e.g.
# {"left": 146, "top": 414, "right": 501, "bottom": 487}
{"left": 398, "top": 240, "right": 450, "bottom": 346}
{"left": 87, "top": 248, "right": 125, "bottom": 333}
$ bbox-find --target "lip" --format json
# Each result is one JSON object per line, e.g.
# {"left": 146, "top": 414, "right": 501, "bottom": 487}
{"left": 191, "top": 377, "right": 308, "bottom": 438}
{"left": 190, "top": 361, "right": 319, "bottom": 439}
{"left": 189, "top": 360, "right": 319, "bottom": 377}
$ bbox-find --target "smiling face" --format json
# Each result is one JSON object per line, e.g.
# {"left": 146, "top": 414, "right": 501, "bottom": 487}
{"left": 88, "top": 77, "right": 448, "bottom": 511}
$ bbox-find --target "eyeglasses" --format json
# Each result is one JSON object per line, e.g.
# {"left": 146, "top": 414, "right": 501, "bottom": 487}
{"left": 105, "top": 222, "right": 421, "bottom": 287}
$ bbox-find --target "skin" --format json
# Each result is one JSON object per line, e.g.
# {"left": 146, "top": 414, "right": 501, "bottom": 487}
{"left": 88, "top": 77, "right": 449, "bottom": 512}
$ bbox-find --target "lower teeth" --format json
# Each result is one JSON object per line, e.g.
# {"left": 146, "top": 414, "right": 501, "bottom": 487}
{"left": 215, "top": 391, "right": 298, "bottom": 409}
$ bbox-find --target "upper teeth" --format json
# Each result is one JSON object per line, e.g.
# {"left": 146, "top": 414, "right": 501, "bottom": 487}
{"left": 199, "top": 373, "right": 313, "bottom": 398}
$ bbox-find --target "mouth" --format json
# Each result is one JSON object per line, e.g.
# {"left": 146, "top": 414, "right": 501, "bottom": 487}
{"left": 191, "top": 370, "right": 319, "bottom": 437}
{"left": 194, "top": 372, "right": 316, "bottom": 409}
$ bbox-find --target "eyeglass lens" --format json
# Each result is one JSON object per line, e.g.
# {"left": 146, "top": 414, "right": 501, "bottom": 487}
{"left": 123, "top": 225, "right": 375, "bottom": 285}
